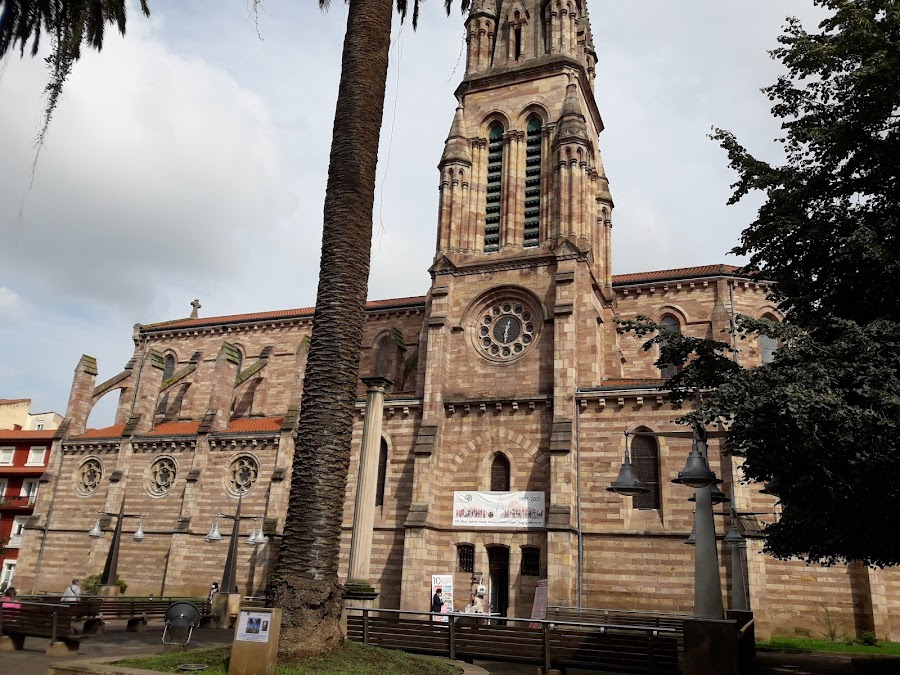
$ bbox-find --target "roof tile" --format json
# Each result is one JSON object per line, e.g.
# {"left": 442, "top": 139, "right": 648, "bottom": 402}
{"left": 223, "top": 417, "right": 284, "bottom": 434}
{"left": 142, "top": 296, "right": 427, "bottom": 332}
{"left": 0, "top": 429, "right": 56, "bottom": 440}
{"left": 612, "top": 264, "right": 741, "bottom": 285}
{"left": 76, "top": 424, "right": 126, "bottom": 440}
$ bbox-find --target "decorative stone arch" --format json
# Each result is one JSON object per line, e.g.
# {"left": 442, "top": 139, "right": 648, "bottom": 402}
{"left": 516, "top": 101, "right": 550, "bottom": 129}
{"left": 84, "top": 386, "right": 127, "bottom": 430}
{"left": 754, "top": 304, "right": 781, "bottom": 320}
{"left": 448, "top": 427, "right": 550, "bottom": 492}
{"left": 459, "top": 284, "right": 551, "bottom": 328}
{"left": 480, "top": 111, "right": 512, "bottom": 138}
{"left": 370, "top": 328, "right": 407, "bottom": 383}
{"left": 230, "top": 343, "right": 247, "bottom": 375}
{"left": 653, "top": 304, "right": 691, "bottom": 326}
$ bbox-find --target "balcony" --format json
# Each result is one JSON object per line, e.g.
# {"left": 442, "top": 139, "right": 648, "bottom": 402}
{"left": 6, "top": 535, "right": 21, "bottom": 549}
{"left": 0, "top": 495, "right": 37, "bottom": 510}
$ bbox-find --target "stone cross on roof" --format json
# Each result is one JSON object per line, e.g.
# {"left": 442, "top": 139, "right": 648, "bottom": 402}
{"left": 190, "top": 299, "right": 201, "bottom": 319}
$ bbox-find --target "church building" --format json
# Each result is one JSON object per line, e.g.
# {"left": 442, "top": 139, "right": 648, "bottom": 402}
{"left": 13, "top": 0, "right": 899, "bottom": 640}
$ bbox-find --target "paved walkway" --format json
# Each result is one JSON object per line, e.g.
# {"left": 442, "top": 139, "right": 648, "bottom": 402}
{"left": 2, "top": 625, "right": 893, "bottom": 675}
{"left": 0, "top": 624, "right": 233, "bottom": 675}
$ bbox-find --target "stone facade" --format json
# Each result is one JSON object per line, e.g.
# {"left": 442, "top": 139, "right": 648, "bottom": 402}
{"left": 12, "top": 0, "right": 900, "bottom": 642}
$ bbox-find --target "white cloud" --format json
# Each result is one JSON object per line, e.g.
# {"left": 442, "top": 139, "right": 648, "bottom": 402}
{"left": 0, "top": 286, "right": 30, "bottom": 321}
{"left": 0, "top": 8, "right": 295, "bottom": 315}
{"left": 0, "top": 0, "right": 827, "bottom": 421}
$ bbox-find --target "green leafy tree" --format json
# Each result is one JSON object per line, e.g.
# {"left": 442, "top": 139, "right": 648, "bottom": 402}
{"left": 620, "top": 1, "right": 900, "bottom": 567}
{"left": 1, "top": 0, "right": 467, "bottom": 659}
{"left": 710, "top": 1, "right": 900, "bottom": 567}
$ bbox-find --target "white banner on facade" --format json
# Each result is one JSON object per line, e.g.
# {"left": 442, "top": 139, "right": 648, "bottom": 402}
{"left": 452, "top": 491, "right": 546, "bottom": 527}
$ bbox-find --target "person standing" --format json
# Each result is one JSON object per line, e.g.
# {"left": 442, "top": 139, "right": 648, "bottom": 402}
{"left": 431, "top": 587, "right": 444, "bottom": 614}
{"left": 208, "top": 582, "right": 219, "bottom": 603}
{"left": 61, "top": 578, "right": 81, "bottom": 602}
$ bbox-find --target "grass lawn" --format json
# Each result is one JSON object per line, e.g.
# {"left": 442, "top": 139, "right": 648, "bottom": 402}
{"left": 113, "top": 642, "right": 462, "bottom": 675}
{"left": 759, "top": 636, "right": 900, "bottom": 656}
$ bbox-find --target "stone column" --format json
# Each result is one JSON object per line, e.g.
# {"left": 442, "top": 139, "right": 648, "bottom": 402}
{"left": 346, "top": 376, "right": 393, "bottom": 591}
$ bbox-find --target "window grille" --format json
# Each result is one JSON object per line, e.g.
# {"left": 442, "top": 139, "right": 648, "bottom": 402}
{"left": 631, "top": 433, "right": 661, "bottom": 510}
{"left": 524, "top": 118, "right": 542, "bottom": 247}
{"left": 521, "top": 547, "right": 541, "bottom": 576}
{"left": 491, "top": 454, "right": 511, "bottom": 491}
{"left": 457, "top": 544, "right": 475, "bottom": 573}
{"left": 485, "top": 124, "right": 504, "bottom": 252}
{"left": 376, "top": 439, "right": 388, "bottom": 507}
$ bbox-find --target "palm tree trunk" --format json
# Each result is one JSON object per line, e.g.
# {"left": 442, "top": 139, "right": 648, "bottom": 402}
{"left": 268, "top": 0, "right": 394, "bottom": 660}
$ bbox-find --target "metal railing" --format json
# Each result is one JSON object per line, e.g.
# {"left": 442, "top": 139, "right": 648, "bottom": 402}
{"left": 346, "top": 607, "right": 682, "bottom": 674}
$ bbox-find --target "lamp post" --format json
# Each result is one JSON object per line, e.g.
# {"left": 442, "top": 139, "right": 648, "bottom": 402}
{"left": 724, "top": 514, "right": 748, "bottom": 612}
{"left": 87, "top": 498, "right": 145, "bottom": 593}
{"left": 203, "top": 495, "right": 266, "bottom": 593}
{"left": 608, "top": 423, "right": 724, "bottom": 619}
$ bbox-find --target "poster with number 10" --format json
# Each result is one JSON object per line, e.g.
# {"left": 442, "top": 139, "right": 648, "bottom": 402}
{"left": 431, "top": 574, "right": 454, "bottom": 622}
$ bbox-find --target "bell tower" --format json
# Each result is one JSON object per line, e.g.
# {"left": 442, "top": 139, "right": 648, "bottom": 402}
{"left": 404, "top": 1, "right": 621, "bottom": 614}
{"left": 434, "top": 0, "right": 613, "bottom": 287}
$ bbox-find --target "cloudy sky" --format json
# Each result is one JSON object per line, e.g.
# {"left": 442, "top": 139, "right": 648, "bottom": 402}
{"left": 0, "top": 0, "right": 824, "bottom": 425}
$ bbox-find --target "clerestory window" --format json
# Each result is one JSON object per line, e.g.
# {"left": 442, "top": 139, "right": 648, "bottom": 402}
{"left": 631, "top": 432, "right": 661, "bottom": 510}
{"left": 658, "top": 315, "right": 681, "bottom": 379}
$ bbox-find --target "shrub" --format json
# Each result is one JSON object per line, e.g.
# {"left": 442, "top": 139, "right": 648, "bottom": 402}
{"left": 82, "top": 574, "right": 128, "bottom": 595}
{"left": 859, "top": 631, "right": 878, "bottom": 646}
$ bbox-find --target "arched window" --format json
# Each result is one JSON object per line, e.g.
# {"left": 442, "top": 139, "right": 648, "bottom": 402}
{"left": 375, "top": 438, "right": 388, "bottom": 507}
{"left": 658, "top": 315, "right": 681, "bottom": 379}
{"left": 524, "top": 117, "right": 542, "bottom": 248}
{"left": 157, "top": 354, "right": 176, "bottom": 415}
{"left": 490, "top": 453, "right": 511, "bottom": 491}
{"left": 485, "top": 123, "right": 504, "bottom": 253}
{"left": 631, "top": 432, "right": 660, "bottom": 510}
{"left": 375, "top": 331, "right": 404, "bottom": 382}
{"left": 759, "top": 334, "right": 778, "bottom": 364}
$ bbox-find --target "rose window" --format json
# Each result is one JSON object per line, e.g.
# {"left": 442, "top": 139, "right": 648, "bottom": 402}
{"left": 76, "top": 458, "right": 103, "bottom": 496}
{"left": 478, "top": 302, "right": 536, "bottom": 360}
{"left": 228, "top": 455, "right": 259, "bottom": 495}
{"left": 147, "top": 457, "right": 177, "bottom": 497}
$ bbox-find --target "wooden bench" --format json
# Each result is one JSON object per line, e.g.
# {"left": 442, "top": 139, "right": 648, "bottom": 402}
{"left": 80, "top": 598, "right": 213, "bottom": 633}
{"left": 18, "top": 596, "right": 212, "bottom": 633}
{"left": 0, "top": 601, "right": 84, "bottom": 654}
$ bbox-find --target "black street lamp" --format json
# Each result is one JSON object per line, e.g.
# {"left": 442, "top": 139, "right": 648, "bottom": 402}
{"left": 606, "top": 431, "right": 649, "bottom": 498}
{"left": 609, "top": 423, "right": 725, "bottom": 619}
{"left": 203, "top": 496, "right": 266, "bottom": 593}
{"left": 87, "top": 498, "right": 145, "bottom": 589}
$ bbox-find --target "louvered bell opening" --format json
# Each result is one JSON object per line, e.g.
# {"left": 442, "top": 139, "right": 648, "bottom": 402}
{"left": 524, "top": 122, "right": 542, "bottom": 248}
{"left": 485, "top": 126, "right": 504, "bottom": 253}
{"left": 631, "top": 434, "right": 661, "bottom": 510}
